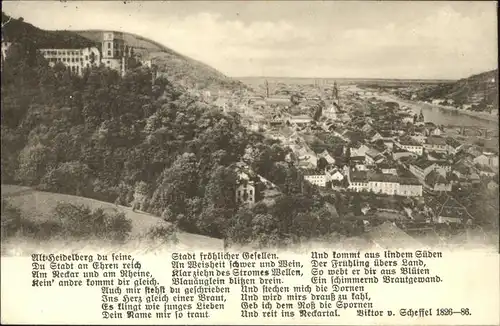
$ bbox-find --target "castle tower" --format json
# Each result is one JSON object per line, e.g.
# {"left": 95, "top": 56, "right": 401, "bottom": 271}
{"left": 102, "top": 32, "right": 126, "bottom": 74}
{"left": 103, "top": 32, "right": 116, "bottom": 59}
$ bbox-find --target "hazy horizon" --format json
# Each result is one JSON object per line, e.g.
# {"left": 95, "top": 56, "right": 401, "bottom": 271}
{"left": 235, "top": 76, "right": 460, "bottom": 81}
{"left": 2, "top": 1, "right": 497, "bottom": 80}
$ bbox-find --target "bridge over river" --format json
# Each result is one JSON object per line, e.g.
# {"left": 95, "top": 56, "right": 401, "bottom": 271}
{"left": 445, "top": 125, "right": 499, "bottom": 138}
{"left": 365, "top": 92, "right": 499, "bottom": 131}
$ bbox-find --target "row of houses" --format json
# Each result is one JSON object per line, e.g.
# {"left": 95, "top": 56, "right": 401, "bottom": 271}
{"left": 303, "top": 166, "right": 347, "bottom": 187}
{"left": 407, "top": 152, "right": 498, "bottom": 192}
{"left": 472, "top": 151, "right": 499, "bottom": 169}
{"left": 368, "top": 133, "right": 463, "bottom": 157}
{"left": 431, "top": 99, "right": 455, "bottom": 106}
{"left": 427, "top": 99, "right": 489, "bottom": 111}
{"left": 324, "top": 129, "right": 494, "bottom": 194}
{"left": 347, "top": 170, "right": 423, "bottom": 197}
{"left": 341, "top": 136, "right": 458, "bottom": 193}
{"left": 300, "top": 122, "right": 497, "bottom": 194}
{"left": 353, "top": 126, "right": 498, "bottom": 169}
{"left": 287, "top": 132, "right": 454, "bottom": 196}
{"left": 408, "top": 159, "right": 450, "bottom": 182}
{"left": 300, "top": 159, "right": 424, "bottom": 198}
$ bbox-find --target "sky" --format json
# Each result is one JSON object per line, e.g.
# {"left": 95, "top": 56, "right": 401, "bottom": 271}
{"left": 2, "top": 1, "right": 498, "bottom": 79}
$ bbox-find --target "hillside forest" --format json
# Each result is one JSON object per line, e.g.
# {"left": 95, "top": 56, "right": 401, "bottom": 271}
{"left": 1, "top": 38, "right": 365, "bottom": 247}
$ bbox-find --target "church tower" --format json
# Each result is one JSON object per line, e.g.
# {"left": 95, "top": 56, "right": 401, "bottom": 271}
{"left": 332, "top": 81, "right": 339, "bottom": 102}
{"left": 329, "top": 81, "right": 340, "bottom": 115}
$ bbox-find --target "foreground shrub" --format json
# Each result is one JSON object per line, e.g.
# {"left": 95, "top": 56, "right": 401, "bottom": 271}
{"left": 1, "top": 200, "right": 133, "bottom": 243}
{"left": 146, "top": 224, "right": 179, "bottom": 245}
{"left": 53, "top": 203, "right": 132, "bottom": 242}
{"left": 1, "top": 199, "right": 38, "bottom": 238}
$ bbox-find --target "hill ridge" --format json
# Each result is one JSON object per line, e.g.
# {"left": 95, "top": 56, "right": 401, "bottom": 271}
{"left": 2, "top": 12, "right": 96, "bottom": 49}
{"left": 2, "top": 12, "right": 245, "bottom": 92}
{"left": 442, "top": 69, "right": 498, "bottom": 108}
{"left": 75, "top": 29, "right": 245, "bottom": 92}
{"left": 73, "top": 29, "right": 187, "bottom": 57}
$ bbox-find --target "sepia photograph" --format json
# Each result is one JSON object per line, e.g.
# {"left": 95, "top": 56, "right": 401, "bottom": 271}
{"left": 1, "top": 1, "right": 498, "bottom": 324}
{"left": 1, "top": 0, "right": 498, "bottom": 253}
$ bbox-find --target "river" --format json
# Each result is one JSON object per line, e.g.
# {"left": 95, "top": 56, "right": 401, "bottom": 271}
{"left": 363, "top": 93, "right": 498, "bottom": 130}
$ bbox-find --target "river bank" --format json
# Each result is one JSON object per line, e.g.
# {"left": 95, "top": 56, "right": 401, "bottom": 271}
{"left": 416, "top": 101, "right": 499, "bottom": 123}
{"left": 368, "top": 93, "right": 498, "bottom": 128}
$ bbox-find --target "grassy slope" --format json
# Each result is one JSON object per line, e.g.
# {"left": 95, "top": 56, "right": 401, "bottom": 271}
{"left": 1, "top": 185, "right": 223, "bottom": 251}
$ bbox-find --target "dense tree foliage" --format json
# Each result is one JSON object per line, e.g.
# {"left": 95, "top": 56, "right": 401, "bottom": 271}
{"left": 1, "top": 41, "right": 361, "bottom": 247}
{"left": 2, "top": 12, "right": 96, "bottom": 49}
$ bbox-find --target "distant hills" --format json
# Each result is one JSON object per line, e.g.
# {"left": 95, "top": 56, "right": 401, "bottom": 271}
{"left": 238, "top": 76, "right": 454, "bottom": 88}
{"left": 2, "top": 12, "right": 246, "bottom": 92}
{"left": 411, "top": 69, "right": 498, "bottom": 110}
{"left": 445, "top": 69, "right": 498, "bottom": 106}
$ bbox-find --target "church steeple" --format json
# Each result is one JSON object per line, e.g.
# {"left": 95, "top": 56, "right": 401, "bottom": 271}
{"left": 332, "top": 81, "right": 339, "bottom": 100}
{"left": 419, "top": 108, "right": 424, "bottom": 122}
{"left": 331, "top": 81, "right": 340, "bottom": 109}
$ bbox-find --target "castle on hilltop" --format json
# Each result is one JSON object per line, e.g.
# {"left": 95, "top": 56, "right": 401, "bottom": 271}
{"left": 38, "top": 47, "right": 102, "bottom": 75}
{"left": 1, "top": 31, "right": 152, "bottom": 76}
{"left": 101, "top": 31, "right": 131, "bottom": 75}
